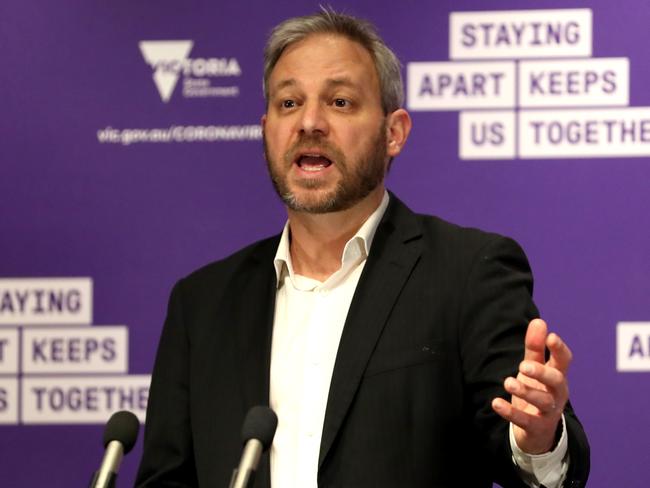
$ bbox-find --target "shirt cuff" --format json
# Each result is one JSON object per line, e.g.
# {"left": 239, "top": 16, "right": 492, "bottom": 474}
{"left": 509, "top": 415, "right": 569, "bottom": 488}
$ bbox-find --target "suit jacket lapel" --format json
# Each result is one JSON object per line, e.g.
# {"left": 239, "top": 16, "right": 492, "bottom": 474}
{"left": 319, "top": 195, "right": 423, "bottom": 468}
{"left": 229, "top": 239, "right": 279, "bottom": 488}
{"left": 233, "top": 238, "right": 278, "bottom": 411}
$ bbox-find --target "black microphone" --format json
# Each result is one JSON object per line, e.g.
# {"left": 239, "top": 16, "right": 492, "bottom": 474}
{"left": 229, "top": 406, "right": 278, "bottom": 488}
{"left": 89, "top": 410, "right": 140, "bottom": 488}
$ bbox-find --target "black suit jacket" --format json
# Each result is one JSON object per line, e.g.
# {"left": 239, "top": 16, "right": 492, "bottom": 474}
{"left": 136, "top": 194, "right": 589, "bottom": 487}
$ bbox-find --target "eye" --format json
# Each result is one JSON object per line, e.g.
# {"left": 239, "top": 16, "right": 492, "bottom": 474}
{"left": 282, "top": 99, "right": 296, "bottom": 109}
{"left": 333, "top": 98, "right": 349, "bottom": 108}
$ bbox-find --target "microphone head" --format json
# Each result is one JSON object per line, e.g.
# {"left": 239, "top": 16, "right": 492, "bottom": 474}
{"left": 241, "top": 406, "right": 278, "bottom": 451}
{"left": 103, "top": 410, "right": 140, "bottom": 454}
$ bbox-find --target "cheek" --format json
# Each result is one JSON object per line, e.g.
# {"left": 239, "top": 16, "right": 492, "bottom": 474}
{"left": 263, "top": 133, "right": 282, "bottom": 160}
{"left": 265, "top": 124, "right": 293, "bottom": 152}
{"left": 343, "top": 126, "right": 383, "bottom": 154}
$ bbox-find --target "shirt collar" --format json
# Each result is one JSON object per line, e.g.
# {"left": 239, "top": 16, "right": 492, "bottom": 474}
{"left": 273, "top": 191, "right": 390, "bottom": 286}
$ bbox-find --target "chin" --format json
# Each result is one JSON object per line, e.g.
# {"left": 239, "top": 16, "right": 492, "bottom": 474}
{"left": 284, "top": 191, "right": 340, "bottom": 214}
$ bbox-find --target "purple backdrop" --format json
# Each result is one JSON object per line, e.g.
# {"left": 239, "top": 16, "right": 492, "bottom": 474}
{"left": 1, "top": 0, "right": 649, "bottom": 485}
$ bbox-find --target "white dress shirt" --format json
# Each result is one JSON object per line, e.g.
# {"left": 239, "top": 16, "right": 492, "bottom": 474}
{"left": 269, "top": 192, "right": 567, "bottom": 487}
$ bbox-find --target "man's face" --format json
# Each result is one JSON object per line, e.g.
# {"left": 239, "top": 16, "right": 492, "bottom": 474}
{"left": 263, "top": 34, "right": 389, "bottom": 214}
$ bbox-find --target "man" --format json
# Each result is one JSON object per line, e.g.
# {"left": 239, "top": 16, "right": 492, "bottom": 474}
{"left": 137, "top": 10, "right": 589, "bottom": 488}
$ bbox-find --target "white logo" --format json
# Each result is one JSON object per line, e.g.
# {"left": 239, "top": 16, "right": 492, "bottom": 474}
{"left": 139, "top": 40, "right": 194, "bottom": 102}
{"left": 139, "top": 40, "right": 241, "bottom": 102}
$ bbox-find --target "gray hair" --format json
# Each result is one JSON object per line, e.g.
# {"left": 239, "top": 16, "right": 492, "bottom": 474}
{"left": 263, "top": 9, "right": 404, "bottom": 114}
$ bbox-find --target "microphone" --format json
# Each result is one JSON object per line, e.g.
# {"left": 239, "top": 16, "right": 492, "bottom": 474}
{"left": 89, "top": 410, "right": 140, "bottom": 488}
{"left": 229, "top": 406, "right": 278, "bottom": 488}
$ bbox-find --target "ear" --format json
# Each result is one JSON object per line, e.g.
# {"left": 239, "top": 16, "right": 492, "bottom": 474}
{"left": 261, "top": 113, "right": 267, "bottom": 130}
{"left": 385, "top": 108, "right": 412, "bottom": 158}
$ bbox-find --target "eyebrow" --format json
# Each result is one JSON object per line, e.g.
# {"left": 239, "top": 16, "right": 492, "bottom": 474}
{"left": 271, "top": 76, "right": 360, "bottom": 94}
{"left": 273, "top": 79, "right": 297, "bottom": 92}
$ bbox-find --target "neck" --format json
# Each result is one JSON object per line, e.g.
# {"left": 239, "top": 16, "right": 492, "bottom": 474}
{"left": 287, "top": 187, "right": 384, "bottom": 281}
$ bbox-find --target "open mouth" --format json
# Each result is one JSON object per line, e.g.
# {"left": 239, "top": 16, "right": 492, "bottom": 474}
{"left": 295, "top": 153, "right": 333, "bottom": 172}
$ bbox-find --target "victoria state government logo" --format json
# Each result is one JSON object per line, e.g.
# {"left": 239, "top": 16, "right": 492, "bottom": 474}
{"left": 139, "top": 40, "right": 241, "bottom": 102}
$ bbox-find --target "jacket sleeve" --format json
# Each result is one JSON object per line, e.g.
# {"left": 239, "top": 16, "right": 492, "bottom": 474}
{"left": 457, "top": 236, "right": 589, "bottom": 487}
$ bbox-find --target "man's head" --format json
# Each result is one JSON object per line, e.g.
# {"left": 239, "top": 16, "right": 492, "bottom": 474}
{"left": 263, "top": 9, "right": 404, "bottom": 115}
{"left": 262, "top": 9, "right": 411, "bottom": 214}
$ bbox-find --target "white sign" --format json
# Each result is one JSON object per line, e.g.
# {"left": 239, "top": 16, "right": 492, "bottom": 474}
{"left": 0, "top": 378, "right": 19, "bottom": 424}
{"left": 408, "top": 61, "right": 515, "bottom": 110}
{"left": 22, "top": 375, "right": 151, "bottom": 424}
{"left": 617, "top": 322, "right": 650, "bottom": 372}
{"left": 22, "top": 326, "right": 128, "bottom": 374}
{"left": 0, "top": 329, "right": 19, "bottom": 374}
{"left": 450, "top": 9, "right": 592, "bottom": 59}
{"left": 408, "top": 8, "right": 650, "bottom": 160}
{"left": 0, "top": 276, "right": 149, "bottom": 424}
{"left": 519, "top": 58, "right": 629, "bottom": 108}
{"left": 459, "top": 111, "right": 516, "bottom": 159}
{"left": 0, "top": 278, "right": 92, "bottom": 326}
{"left": 519, "top": 107, "right": 650, "bottom": 158}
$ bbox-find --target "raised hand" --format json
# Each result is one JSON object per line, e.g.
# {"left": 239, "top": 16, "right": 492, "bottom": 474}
{"left": 492, "top": 318, "right": 572, "bottom": 454}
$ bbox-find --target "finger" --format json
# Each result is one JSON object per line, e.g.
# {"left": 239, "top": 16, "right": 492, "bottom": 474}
{"left": 546, "top": 333, "right": 573, "bottom": 374}
{"left": 504, "top": 377, "right": 558, "bottom": 414}
{"left": 524, "top": 319, "right": 548, "bottom": 364}
{"left": 519, "top": 361, "right": 568, "bottom": 395}
{"left": 491, "top": 397, "right": 535, "bottom": 430}
{"left": 494, "top": 398, "right": 561, "bottom": 454}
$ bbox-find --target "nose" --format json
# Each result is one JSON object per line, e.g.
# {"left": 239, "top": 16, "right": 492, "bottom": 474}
{"left": 298, "top": 100, "right": 329, "bottom": 136}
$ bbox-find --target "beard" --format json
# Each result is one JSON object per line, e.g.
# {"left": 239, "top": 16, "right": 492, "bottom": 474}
{"left": 263, "top": 122, "right": 388, "bottom": 214}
